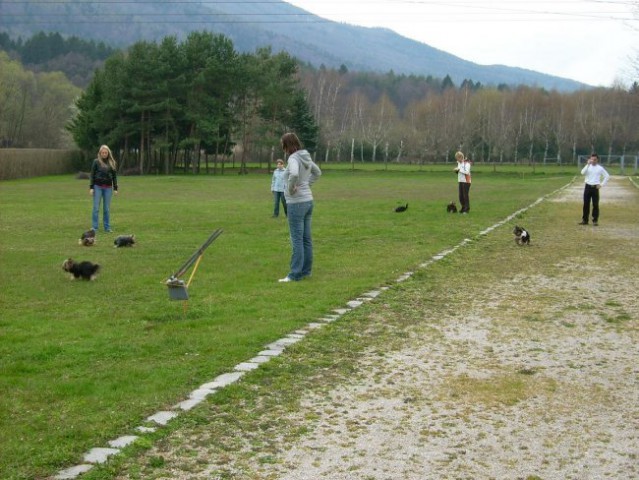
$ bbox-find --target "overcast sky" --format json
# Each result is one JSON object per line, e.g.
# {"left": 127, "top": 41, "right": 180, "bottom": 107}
{"left": 285, "top": 0, "right": 637, "bottom": 87}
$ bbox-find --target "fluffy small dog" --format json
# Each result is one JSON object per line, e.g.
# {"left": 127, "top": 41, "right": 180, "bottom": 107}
{"left": 114, "top": 234, "right": 136, "bottom": 248}
{"left": 395, "top": 203, "right": 408, "bottom": 213}
{"left": 447, "top": 201, "right": 458, "bottom": 213}
{"left": 62, "top": 258, "right": 100, "bottom": 280}
{"left": 513, "top": 225, "right": 531, "bottom": 245}
{"left": 78, "top": 228, "right": 96, "bottom": 246}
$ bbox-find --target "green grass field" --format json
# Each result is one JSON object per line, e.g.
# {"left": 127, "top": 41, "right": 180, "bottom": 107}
{"left": 0, "top": 167, "right": 574, "bottom": 479}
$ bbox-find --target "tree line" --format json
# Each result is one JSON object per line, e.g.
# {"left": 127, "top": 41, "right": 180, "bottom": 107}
{"left": 66, "top": 31, "right": 317, "bottom": 174}
{"left": 300, "top": 68, "right": 639, "bottom": 164}
{"left": 0, "top": 31, "right": 116, "bottom": 87}
{"left": 2, "top": 30, "right": 638, "bottom": 168}
{"left": 0, "top": 31, "right": 115, "bottom": 66}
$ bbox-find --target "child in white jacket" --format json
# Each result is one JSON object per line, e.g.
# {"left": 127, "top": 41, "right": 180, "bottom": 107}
{"left": 271, "top": 159, "right": 287, "bottom": 217}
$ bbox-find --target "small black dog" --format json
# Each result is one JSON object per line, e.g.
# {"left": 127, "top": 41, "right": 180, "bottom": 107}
{"left": 78, "top": 228, "right": 96, "bottom": 246}
{"left": 395, "top": 203, "right": 408, "bottom": 213}
{"left": 62, "top": 258, "right": 100, "bottom": 280}
{"left": 447, "top": 201, "right": 458, "bottom": 213}
{"left": 114, "top": 234, "right": 136, "bottom": 248}
{"left": 513, "top": 225, "right": 531, "bottom": 245}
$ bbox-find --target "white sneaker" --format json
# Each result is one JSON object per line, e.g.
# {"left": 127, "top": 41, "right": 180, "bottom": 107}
{"left": 278, "top": 276, "right": 292, "bottom": 283}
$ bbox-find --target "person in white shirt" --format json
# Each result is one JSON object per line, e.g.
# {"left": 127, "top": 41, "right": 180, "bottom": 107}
{"left": 579, "top": 153, "right": 610, "bottom": 226}
{"left": 454, "top": 151, "right": 471, "bottom": 214}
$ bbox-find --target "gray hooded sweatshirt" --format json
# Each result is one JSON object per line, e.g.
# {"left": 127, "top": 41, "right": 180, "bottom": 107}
{"left": 284, "top": 149, "right": 322, "bottom": 204}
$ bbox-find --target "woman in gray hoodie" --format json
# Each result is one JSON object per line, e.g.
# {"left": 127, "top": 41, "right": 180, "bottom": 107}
{"left": 279, "top": 132, "right": 322, "bottom": 282}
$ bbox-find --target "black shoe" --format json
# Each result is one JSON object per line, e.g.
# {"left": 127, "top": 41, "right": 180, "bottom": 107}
{"left": 578, "top": 221, "right": 588, "bottom": 225}
{"left": 593, "top": 221, "right": 598, "bottom": 226}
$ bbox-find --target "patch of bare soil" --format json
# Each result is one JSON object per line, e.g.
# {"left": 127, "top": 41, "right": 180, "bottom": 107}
{"left": 550, "top": 177, "right": 631, "bottom": 204}
{"left": 245, "top": 177, "right": 639, "bottom": 480}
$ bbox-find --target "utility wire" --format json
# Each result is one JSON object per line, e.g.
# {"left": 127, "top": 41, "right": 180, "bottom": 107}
{"left": 1, "top": 0, "right": 635, "bottom": 24}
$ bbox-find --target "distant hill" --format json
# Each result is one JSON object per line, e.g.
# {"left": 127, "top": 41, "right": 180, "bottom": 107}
{"left": 0, "top": 0, "right": 587, "bottom": 92}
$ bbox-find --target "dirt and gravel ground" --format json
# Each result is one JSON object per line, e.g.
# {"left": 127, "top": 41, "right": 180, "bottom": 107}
{"left": 117, "top": 177, "right": 639, "bottom": 480}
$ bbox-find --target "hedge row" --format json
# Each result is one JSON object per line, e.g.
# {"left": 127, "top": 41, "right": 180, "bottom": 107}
{"left": 0, "top": 149, "right": 86, "bottom": 181}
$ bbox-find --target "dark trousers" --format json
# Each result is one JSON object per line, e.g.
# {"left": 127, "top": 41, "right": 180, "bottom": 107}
{"left": 458, "top": 182, "right": 471, "bottom": 213}
{"left": 273, "top": 191, "right": 287, "bottom": 217}
{"left": 582, "top": 184, "right": 600, "bottom": 223}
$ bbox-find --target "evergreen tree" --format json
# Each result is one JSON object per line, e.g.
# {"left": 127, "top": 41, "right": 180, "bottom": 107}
{"left": 286, "top": 90, "right": 319, "bottom": 152}
{"left": 441, "top": 74, "right": 455, "bottom": 91}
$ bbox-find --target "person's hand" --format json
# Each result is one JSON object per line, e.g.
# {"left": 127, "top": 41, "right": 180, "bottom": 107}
{"left": 596, "top": 185, "right": 601, "bottom": 189}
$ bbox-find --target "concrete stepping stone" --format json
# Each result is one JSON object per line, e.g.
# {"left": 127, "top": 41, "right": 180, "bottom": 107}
{"left": 54, "top": 464, "right": 93, "bottom": 479}
{"left": 147, "top": 411, "right": 178, "bottom": 426}
{"left": 235, "top": 362, "right": 260, "bottom": 372}
{"left": 84, "top": 447, "right": 120, "bottom": 464}
{"left": 136, "top": 426, "right": 156, "bottom": 433}
{"left": 174, "top": 398, "right": 204, "bottom": 411}
{"left": 108, "top": 436, "right": 138, "bottom": 448}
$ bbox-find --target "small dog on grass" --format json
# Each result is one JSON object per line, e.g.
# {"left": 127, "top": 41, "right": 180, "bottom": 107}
{"left": 78, "top": 228, "right": 96, "bottom": 246}
{"left": 513, "top": 225, "right": 531, "bottom": 245}
{"left": 395, "top": 203, "right": 408, "bottom": 213}
{"left": 447, "top": 201, "right": 458, "bottom": 213}
{"left": 114, "top": 234, "right": 136, "bottom": 248}
{"left": 62, "top": 258, "right": 100, "bottom": 280}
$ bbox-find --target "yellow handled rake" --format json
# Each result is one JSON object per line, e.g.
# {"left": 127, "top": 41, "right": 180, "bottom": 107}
{"left": 165, "top": 228, "right": 223, "bottom": 301}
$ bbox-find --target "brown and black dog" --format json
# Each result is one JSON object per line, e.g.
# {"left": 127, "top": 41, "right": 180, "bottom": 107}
{"left": 62, "top": 258, "right": 100, "bottom": 280}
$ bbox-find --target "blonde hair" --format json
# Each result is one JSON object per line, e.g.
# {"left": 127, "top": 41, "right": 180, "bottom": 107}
{"left": 98, "top": 145, "right": 117, "bottom": 170}
{"left": 455, "top": 151, "right": 465, "bottom": 161}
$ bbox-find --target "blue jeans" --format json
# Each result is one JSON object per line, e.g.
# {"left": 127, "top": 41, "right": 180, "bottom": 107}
{"left": 273, "top": 191, "right": 287, "bottom": 217}
{"left": 92, "top": 186, "right": 113, "bottom": 231}
{"left": 286, "top": 201, "right": 313, "bottom": 281}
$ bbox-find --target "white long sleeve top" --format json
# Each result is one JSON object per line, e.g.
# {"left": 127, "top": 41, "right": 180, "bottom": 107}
{"left": 456, "top": 161, "right": 471, "bottom": 183}
{"left": 581, "top": 163, "right": 610, "bottom": 187}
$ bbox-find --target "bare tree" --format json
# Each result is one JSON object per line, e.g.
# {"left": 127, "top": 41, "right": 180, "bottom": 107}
{"left": 352, "top": 93, "right": 398, "bottom": 162}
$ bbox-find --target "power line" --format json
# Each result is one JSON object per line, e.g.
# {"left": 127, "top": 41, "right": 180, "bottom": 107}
{"left": 1, "top": 0, "right": 635, "bottom": 25}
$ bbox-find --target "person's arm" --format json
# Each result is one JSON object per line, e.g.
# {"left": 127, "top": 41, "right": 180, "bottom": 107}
{"left": 309, "top": 162, "right": 322, "bottom": 184}
{"left": 599, "top": 166, "right": 610, "bottom": 188}
{"left": 271, "top": 172, "right": 276, "bottom": 190}
{"left": 287, "top": 158, "right": 299, "bottom": 195}
{"left": 581, "top": 163, "right": 590, "bottom": 175}
{"left": 112, "top": 167, "right": 118, "bottom": 192}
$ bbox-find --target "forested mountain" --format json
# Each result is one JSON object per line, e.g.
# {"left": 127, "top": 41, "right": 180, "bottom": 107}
{"left": 0, "top": 0, "right": 586, "bottom": 92}
{"left": 0, "top": 31, "right": 116, "bottom": 87}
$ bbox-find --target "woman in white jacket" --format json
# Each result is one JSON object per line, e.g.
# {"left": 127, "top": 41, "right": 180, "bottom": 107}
{"left": 279, "top": 132, "right": 322, "bottom": 282}
{"left": 454, "top": 151, "right": 471, "bottom": 214}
